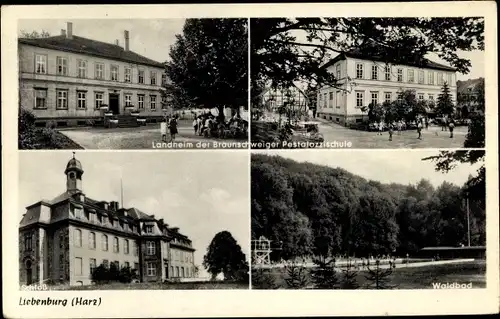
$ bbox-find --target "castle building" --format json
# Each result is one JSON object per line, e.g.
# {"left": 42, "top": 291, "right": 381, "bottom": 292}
{"left": 316, "top": 52, "right": 458, "bottom": 125}
{"left": 19, "top": 154, "right": 195, "bottom": 286}
{"left": 18, "top": 22, "right": 169, "bottom": 127}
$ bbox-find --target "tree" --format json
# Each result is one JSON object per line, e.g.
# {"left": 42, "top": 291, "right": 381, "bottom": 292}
{"left": 203, "top": 231, "right": 248, "bottom": 281}
{"left": 310, "top": 257, "right": 338, "bottom": 289}
{"left": 20, "top": 30, "right": 51, "bottom": 39}
{"left": 284, "top": 262, "right": 309, "bottom": 289}
{"left": 164, "top": 19, "right": 247, "bottom": 122}
{"left": 464, "top": 79, "right": 485, "bottom": 148}
{"left": 340, "top": 259, "right": 359, "bottom": 289}
{"left": 364, "top": 259, "right": 396, "bottom": 289}
{"left": 252, "top": 18, "right": 484, "bottom": 95}
{"left": 436, "top": 82, "right": 455, "bottom": 117}
{"left": 251, "top": 268, "right": 278, "bottom": 289}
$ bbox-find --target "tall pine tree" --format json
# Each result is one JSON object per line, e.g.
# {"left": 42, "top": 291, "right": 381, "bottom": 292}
{"left": 437, "top": 82, "right": 455, "bottom": 117}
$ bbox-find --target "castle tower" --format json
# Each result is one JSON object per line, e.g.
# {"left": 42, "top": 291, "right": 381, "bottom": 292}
{"left": 65, "top": 152, "right": 83, "bottom": 194}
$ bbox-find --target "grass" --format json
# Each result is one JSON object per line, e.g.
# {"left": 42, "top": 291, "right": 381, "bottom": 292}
{"left": 50, "top": 280, "right": 249, "bottom": 290}
{"left": 19, "top": 127, "right": 84, "bottom": 150}
{"left": 253, "top": 260, "right": 486, "bottom": 289}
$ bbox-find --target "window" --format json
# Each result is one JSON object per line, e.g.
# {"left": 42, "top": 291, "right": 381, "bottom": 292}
{"left": 75, "top": 257, "right": 83, "bottom": 275}
{"left": 124, "top": 261, "right": 130, "bottom": 269}
{"left": 418, "top": 71, "right": 424, "bottom": 84}
{"left": 181, "top": 267, "right": 185, "bottom": 278}
{"left": 371, "top": 65, "right": 378, "bottom": 80}
{"left": 102, "top": 234, "right": 108, "bottom": 251}
{"left": 123, "top": 93, "right": 132, "bottom": 107}
{"left": 76, "top": 91, "right": 87, "bottom": 109}
{"left": 384, "top": 92, "right": 392, "bottom": 103}
{"left": 147, "top": 241, "right": 156, "bottom": 255}
{"left": 89, "top": 212, "right": 96, "bottom": 223}
{"left": 356, "top": 63, "right": 364, "bottom": 79}
{"left": 103, "top": 259, "right": 109, "bottom": 268}
{"left": 95, "top": 63, "right": 104, "bottom": 79}
{"left": 418, "top": 93, "right": 425, "bottom": 100}
{"left": 24, "top": 233, "right": 33, "bottom": 251}
{"left": 438, "top": 72, "right": 444, "bottom": 85}
{"left": 113, "top": 237, "right": 119, "bottom": 253}
{"left": 124, "top": 239, "right": 130, "bottom": 254}
{"left": 138, "top": 95, "right": 145, "bottom": 109}
{"left": 447, "top": 73, "right": 452, "bottom": 85}
{"left": 384, "top": 65, "right": 391, "bottom": 81}
{"left": 95, "top": 92, "right": 104, "bottom": 109}
{"left": 428, "top": 94, "right": 434, "bottom": 101}
{"left": 397, "top": 93, "right": 403, "bottom": 102}
{"left": 77, "top": 60, "right": 87, "bottom": 78}
{"left": 329, "top": 91, "right": 334, "bottom": 108}
{"left": 336, "top": 91, "right": 341, "bottom": 109}
{"left": 34, "top": 89, "right": 47, "bottom": 109}
{"left": 74, "top": 229, "right": 82, "bottom": 247}
{"left": 370, "top": 92, "right": 379, "bottom": 106}
{"left": 89, "top": 232, "right": 96, "bottom": 249}
{"left": 35, "top": 54, "right": 47, "bottom": 74}
{"left": 124, "top": 68, "right": 131, "bottom": 83}
{"left": 170, "top": 266, "right": 174, "bottom": 276}
{"left": 147, "top": 262, "right": 156, "bottom": 276}
{"left": 124, "top": 223, "right": 129, "bottom": 231}
{"left": 336, "top": 64, "right": 341, "bottom": 79}
{"left": 408, "top": 69, "right": 414, "bottom": 83}
{"left": 56, "top": 57, "right": 68, "bottom": 75}
{"left": 145, "top": 225, "right": 153, "bottom": 234}
{"left": 134, "top": 263, "right": 139, "bottom": 270}
{"left": 397, "top": 69, "right": 403, "bottom": 82}
{"left": 111, "top": 65, "right": 119, "bottom": 81}
{"left": 162, "top": 74, "right": 167, "bottom": 86}
{"left": 54, "top": 89, "right": 68, "bottom": 109}
{"left": 428, "top": 71, "right": 434, "bottom": 85}
{"left": 175, "top": 266, "right": 179, "bottom": 277}
{"left": 138, "top": 70, "right": 144, "bottom": 84}
{"left": 150, "top": 71, "right": 157, "bottom": 85}
{"left": 323, "top": 93, "right": 327, "bottom": 108}
{"left": 114, "top": 261, "right": 120, "bottom": 270}
{"left": 89, "top": 258, "right": 96, "bottom": 276}
{"left": 150, "top": 95, "right": 156, "bottom": 110}
{"left": 134, "top": 242, "right": 139, "bottom": 256}
{"left": 355, "top": 91, "right": 364, "bottom": 108}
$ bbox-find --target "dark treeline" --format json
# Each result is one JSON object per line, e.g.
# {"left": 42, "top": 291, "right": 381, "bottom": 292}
{"left": 251, "top": 154, "right": 485, "bottom": 260}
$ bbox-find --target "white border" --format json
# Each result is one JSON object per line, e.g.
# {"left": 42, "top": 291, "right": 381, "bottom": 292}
{"left": 2, "top": 2, "right": 499, "bottom": 317}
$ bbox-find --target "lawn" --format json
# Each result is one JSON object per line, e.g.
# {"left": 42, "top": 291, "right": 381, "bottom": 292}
{"left": 49, "top": 280, "right": 249, "bottom": 290}
{"left": 19, "top": 127, "right": 84, "bottom": 149}
{"left": 253, "top": 260, "right": 486, "bottom": 289}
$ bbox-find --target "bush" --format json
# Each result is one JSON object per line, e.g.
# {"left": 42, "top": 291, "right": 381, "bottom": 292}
{"left": 45, "top": 120, "right": 58, "bottom": 129}
{"left": 91, "top": 265, "right": 110, "bottom": 284}
{"left": 251, "top": 268, "right": 278, "bottom": 289}
{"left": 118, "top": 266, "right": 138, "bottom": 283}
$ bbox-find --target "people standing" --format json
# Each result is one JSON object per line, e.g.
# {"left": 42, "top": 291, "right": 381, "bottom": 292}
{"left": 169, "top": 115, "right": 178, "bottom": 141}
{"left": 397, "top": 120, "right": 402, "bottom": 135}
{"left": 448, "top": 119, "right": 455, "bottom": 138}
{"left": 192, "top": 117, "right": 198, "bottom": 135}
{"left": 378, "top": 121, "right": 384, "bottom": 135}
{"left": 388, "top": 123, "right": 394, "bottom": 141}
{"left": 417, "top": 120, "right": 423, "bottom": 140}
{"left": 425, "top": 117, "right": 429, "bottom": 130}
{"left": 160, "top": 118, "right": 168, "bottom": 142}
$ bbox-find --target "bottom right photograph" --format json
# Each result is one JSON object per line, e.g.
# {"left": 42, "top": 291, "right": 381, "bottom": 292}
{"left": 251, "top": 149, "right": 486, "bottom": 290}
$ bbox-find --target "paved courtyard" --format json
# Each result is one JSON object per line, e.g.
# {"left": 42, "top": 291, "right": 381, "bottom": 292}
{"left": 316, "top": 119, "right": 468, "bottom": 149}
{"left": 59, "top": 122, "right": 248, "bottom": 150}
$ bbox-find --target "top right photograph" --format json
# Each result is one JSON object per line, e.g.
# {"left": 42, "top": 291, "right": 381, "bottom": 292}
{"left": 250, "top": 17, "right": 485, "bottom": 149}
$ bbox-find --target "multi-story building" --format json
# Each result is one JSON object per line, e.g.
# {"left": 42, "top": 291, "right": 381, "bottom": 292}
{"left": 18, "top": 22, "right": 169, "bottom": 127}
{"left": 19, "top": 154, "right": 195, "bottom": 286}
{"left": 316, "top": 51, "right": 458, "bottom": 125}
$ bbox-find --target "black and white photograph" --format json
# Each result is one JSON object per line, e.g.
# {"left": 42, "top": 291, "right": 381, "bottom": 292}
{"left": 18, "top": 151, "right": 250, "bottom": 289}
{"left": 251, "top": 150, "right": 486, "bottom": 289}
{"left": 18, "top": 18, "right": 249, "bottom": 150}
{"left": 250, "top": 17, "right": 485, "bottom": 149}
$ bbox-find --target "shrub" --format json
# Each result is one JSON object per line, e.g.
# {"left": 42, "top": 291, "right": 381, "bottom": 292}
{"left": 118, "top": 266, "right": 138, "bottom": 283}
{"left": 251, "top": 268, "right": 278, "bottom": 289}
{"left": 45, "top": 120, "right": 58, "bottom": 129}
{"left": 284, "top": 262, "right": 309, "bottom": 289}
{"left": 91, "top": 264, "right": 110, "bottom": 284}
{"left": 310, "top": 257, "right": 338, "bottom": 289}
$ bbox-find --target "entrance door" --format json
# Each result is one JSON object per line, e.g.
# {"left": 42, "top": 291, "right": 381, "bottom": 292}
{"left": 109, "top": 94, "right": 120, "bottom": 114}
{"left": 26, "top": 260, "right": 33, "bottom": 285}
{"left": 165, "top": 266, "right": 169, "bottom": 279}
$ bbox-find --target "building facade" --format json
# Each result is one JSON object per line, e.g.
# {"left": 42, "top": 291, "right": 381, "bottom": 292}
{"left": 18, "top": 22, "right": 169, "bottom": 127}
{"left": 19, "top": 154, "right": 195, "bottom": 286}
{"left": 317, "top": 52, "right": 458, "bottom": 125}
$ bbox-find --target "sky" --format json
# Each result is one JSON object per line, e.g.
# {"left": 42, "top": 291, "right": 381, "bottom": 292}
{"left": 18, "top": 19, "right": 186, "bottom": 63}
{"left": 254, "top": 150, "right": 483, "bottom": 188}
{"left": 18, "top": 151, "right": 250, "bottom": 278}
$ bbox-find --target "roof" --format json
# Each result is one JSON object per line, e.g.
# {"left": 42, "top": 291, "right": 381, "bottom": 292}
{"left": 322, "top": 51, "right": 456, "bottom": 72}
{"left": 18, "top": 35, "right": 164, "bottom": 68}
{"left": 457, "top": 78, "right": 484, "bottom": 94}
{"left": 127, "top": 207, "right": 155, "bottom": 220}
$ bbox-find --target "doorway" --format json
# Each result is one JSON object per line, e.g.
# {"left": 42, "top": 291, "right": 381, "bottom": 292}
{"left": 109, "top": 94, "right": 120, "bottom": 114}
{"left": 25, "top": 260, "right": 33, "bottom": 285}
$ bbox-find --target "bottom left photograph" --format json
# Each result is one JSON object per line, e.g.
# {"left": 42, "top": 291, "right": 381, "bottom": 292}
{"left": 18, "top": 151, "right": 250, "bottom": 290}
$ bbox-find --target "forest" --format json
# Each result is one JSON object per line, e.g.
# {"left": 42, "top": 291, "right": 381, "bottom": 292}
{"left": 251, "top": 154, "right": 485, "bottom": 260}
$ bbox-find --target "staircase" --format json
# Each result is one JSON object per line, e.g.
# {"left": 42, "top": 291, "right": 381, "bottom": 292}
{"left": 117, "top": 115, "right": 139, "bottom": 128}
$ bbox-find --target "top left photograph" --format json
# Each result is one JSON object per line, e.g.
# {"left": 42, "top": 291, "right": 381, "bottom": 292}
{"left": 17, "top": 19, "right": 249, "bottom": 150}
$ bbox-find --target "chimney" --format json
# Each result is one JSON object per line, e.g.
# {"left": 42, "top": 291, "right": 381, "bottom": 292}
{"left": 61, "top": 29, "right": 66, "bottom": 36}
{"left": 115, "top": 39, "right": 119, "bottom": 46}
{"left": 124, "top": 30, "right": 129, "bottom": 51}
{"left": 67, "top": 22, "right": 73, "bottom": 39}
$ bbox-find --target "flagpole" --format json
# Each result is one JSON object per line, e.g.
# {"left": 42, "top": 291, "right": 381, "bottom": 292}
{"left": 121, "top": 178, "right": 124, "bottom": 209}
{"left": 467, "top": 195, "right": 471, "bottom": 247}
